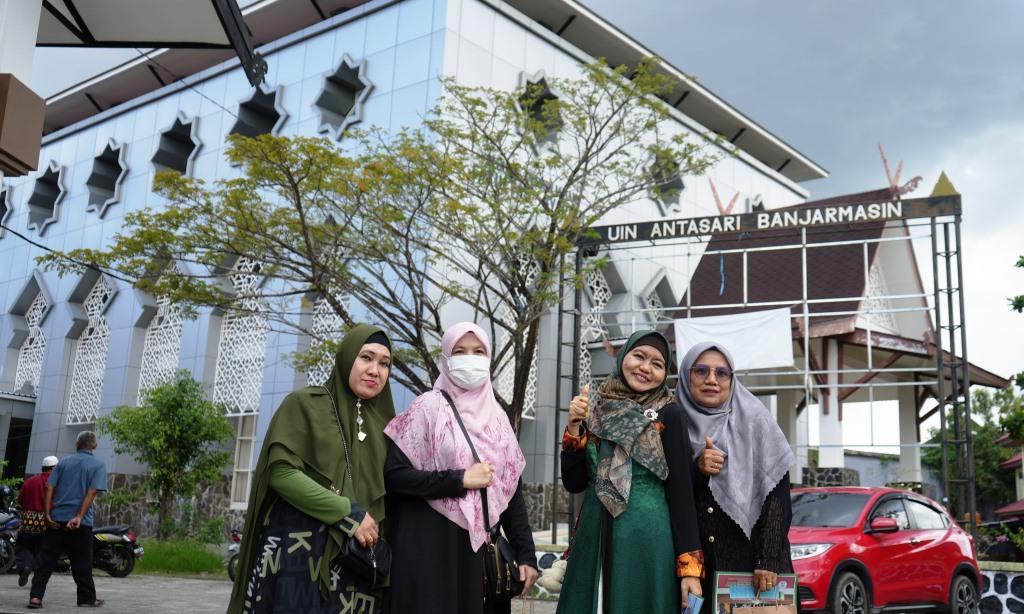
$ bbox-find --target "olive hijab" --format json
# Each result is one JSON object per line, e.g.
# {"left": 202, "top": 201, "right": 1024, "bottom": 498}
{"left": 228, "top": 324, "right": 396, "bottom": 612}
{"left": 589, "top": 330, "right": 675, "bottom": 518}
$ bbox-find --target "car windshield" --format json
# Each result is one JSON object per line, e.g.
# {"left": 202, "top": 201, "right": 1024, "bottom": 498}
{"left": 791, "top": 492, "right": 871, "bottom": 527}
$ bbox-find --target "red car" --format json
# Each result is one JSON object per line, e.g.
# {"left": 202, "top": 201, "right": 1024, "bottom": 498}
{"left": 789, "top": 487, "right": 980, "bottom": 613}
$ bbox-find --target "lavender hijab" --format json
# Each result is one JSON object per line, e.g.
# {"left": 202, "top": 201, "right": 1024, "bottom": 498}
{"left": 675, "top": 341, "right": 795, "bottom": 539}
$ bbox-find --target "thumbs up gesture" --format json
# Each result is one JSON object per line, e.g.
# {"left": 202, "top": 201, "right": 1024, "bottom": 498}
{"left": 699, "top": 437, "right": 727, "bottom": 476}
{"left": 568, "top": 386, "right": 590, "bottom": 436}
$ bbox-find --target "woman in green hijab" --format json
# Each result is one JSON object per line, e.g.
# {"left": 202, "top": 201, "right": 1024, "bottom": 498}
{"left": 556, "top": 330, "right": 704, "bottom": 614}
{"left": 228, "top": 324, "right": 396, "bottom": 614}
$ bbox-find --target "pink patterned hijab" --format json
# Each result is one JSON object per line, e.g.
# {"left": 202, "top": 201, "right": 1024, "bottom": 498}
{"left": 384, "top": 322, "right": 526, "bottom": 551}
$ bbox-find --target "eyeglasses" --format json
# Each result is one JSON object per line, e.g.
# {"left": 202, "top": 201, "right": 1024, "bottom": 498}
{"left": 690, "top": 364, "right": 733, "bottom": 382}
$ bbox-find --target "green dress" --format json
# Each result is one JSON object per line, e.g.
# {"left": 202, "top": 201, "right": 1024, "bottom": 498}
{"left": 556, "top": 440, "right": 681, "bottom": 614}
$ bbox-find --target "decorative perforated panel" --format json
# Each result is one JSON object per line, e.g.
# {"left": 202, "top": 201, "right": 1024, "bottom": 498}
{"left": 67, "top": 277, "right": 114, "bottom": 424}
{"left": 306, "top": 294, "right": 346, "bottom": 387}
{"left": 645, "top": 288, "right": 669, "bottom": 322}
{"left": 14, "top": 293, "right": 48, "bottom": 395}
{"left": 494, "top": 305, "right": 540, "bottom": 421}
{"left": 863, "top": 263, "right": 898, "bottom": 333}
{"left": 579, "top": 268, "right": 612, "bottom": 390}
{"left": 137, "top": 293, "right": 184, "bottom": 402}
{"left": 213, "top": 258, "right": 268, "bottom": 416}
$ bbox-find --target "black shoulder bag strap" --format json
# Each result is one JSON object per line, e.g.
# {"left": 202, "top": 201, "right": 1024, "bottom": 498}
{"left": 439, "top": 389, "right": 496, "bottom": 537}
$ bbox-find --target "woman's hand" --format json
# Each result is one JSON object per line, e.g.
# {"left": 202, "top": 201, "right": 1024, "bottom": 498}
{"left": 463, "top": 461, "right": 495, "bottom": 489}
{"left": 753, "top": 568, "right": 778, "bottom": 594}
{"left": 680, "top": 576, "right": 702, "bottom": 610}
{"left": 353, "top": 512, "right": 378, "bottom": 548}
{"left": 518, "top": 564, "right": 539, "bottom": 596}
{"left": 697, "top": 437, "right": 726, "bottom": 476}
{"left": 567, "top": 386, "right": 590, "bottom": 436}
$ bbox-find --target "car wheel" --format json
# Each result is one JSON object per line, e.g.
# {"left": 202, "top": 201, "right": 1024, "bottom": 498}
{"left": 948, "top": 574, "right": 978, "bottom": 614}
{"left": 831, "top": 571, "right": 869, "bottom": 614}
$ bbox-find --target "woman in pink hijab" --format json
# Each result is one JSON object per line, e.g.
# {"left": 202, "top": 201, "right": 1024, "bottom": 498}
{"left": 383, "top": 322, "right": 538, "bottom": 614}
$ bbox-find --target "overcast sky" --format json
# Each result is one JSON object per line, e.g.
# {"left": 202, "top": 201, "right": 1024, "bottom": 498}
{"left": 31, "top": 1, "right": 1024, "bottom": 447}
{"left": 578, "top": 0, "right": 1024, "bottom": 452}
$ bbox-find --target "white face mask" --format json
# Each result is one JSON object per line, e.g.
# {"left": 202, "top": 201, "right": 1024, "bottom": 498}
{"left": 446, "top": 354, "right": 491, "bottom": 389}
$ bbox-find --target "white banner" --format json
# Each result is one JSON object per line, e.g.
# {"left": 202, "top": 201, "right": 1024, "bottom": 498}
{"left": 673, "top": 308, "right": 794, "bottom": 371}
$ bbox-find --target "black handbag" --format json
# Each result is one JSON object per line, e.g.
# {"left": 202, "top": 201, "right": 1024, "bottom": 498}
{"left": 322, "top": 386, "right": 391, "bottom": 585}
{"left": 440, "top": 390, "right": 525, "bottom": 603}
{"left": 337, "top": 531, "right": 391, "bottom": 585}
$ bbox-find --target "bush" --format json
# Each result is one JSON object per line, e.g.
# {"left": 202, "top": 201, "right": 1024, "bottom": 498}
{"left": 135, "top": 539, "right": 225, "bottom": 576}
{"left": 195, "top": 516, "right": 225, "bottom": 545}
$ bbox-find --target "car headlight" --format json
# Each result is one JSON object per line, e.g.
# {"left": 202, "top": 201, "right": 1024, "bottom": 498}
{"left": 790, "top": 543, "right": 834, "bottom": 560}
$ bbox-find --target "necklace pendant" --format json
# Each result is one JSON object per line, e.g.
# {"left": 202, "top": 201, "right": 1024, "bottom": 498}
{"left": 357, "top": 431, "right": 367, "bottom": 442}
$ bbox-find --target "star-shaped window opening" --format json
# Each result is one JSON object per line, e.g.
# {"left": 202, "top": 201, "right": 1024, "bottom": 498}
{"left": 86, "top": 140, "right": 129, "bottom": 218}
{"left": 314, "top": 56, "right": 373, "bottom": 139}
{"left": 152, "top": 115, "right": 202, "bottom": 176}
{"left": 231, "top": 86, "right": 288, "bottom": 138}
{"left": 27, "top": 162, "right": 65, "bottom": 235}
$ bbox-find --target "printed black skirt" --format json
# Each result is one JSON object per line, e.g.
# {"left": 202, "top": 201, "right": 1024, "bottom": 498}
{"left": 239, "top": 500, "right": 383, "bottom": 614}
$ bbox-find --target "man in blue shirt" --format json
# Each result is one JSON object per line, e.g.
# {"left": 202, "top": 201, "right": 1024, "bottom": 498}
{"left": 29, "top": 431, "right": 108, "bottom": 609}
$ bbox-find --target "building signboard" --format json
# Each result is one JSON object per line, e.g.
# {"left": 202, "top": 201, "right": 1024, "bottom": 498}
{"left": 583, "top": 194, "right": 962, "bottom": 245}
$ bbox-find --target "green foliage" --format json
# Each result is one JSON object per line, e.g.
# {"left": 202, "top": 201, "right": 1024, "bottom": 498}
{"left": 1012, "top": 255, "right": 1024, "bottom": 312}
{"left": 96, "top": 370, "right": 234, "bottom": 538}
{"left": 1000, "top": 387, "right": 1024, "bottom": 443}
{"left": 162, "top": 499, "right": 226, "bottom": 544}
{"left": 194, "top": 516, "right": 226, "bottom": 545}
{"left": 923, "top": 387, "right": 1021, "bottom": 513}
{"left": 0, "top": 459, "right": 23, "bottom": 490}
{"left": 100, "top": 483, "right": 147, "bottom": 514}
{"left": 134, "top": 539, "right": 225, "bottom": 576}
{"left": 36, "top": 58, "right": 718, "bottom": 431}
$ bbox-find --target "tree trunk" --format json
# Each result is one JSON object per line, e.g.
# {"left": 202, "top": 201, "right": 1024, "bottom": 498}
{"left": 158, "top": 491, "right": 174, "bottom": 540}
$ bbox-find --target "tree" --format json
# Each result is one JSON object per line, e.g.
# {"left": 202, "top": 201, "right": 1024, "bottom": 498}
{"left": 97, "top": 370, "right": 234, "bottom": 538}
{"left": 39, "top": 58, "right": 718, "bottom": 430}
{"left": 1011, "top": 254, "right": 1024, "bottom": 314}
{"left": 923, "top": 387, "right": 1021, "bottom": 514}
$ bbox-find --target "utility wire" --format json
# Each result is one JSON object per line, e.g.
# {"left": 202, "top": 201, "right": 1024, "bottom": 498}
{"left": 133, "top": 47, "right": 240, "bottom": 120}
{"left": 0, "top": 222, "right": 136, "bottom": 285}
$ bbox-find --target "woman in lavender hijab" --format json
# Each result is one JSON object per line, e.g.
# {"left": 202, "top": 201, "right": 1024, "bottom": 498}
{"left": 675, "top": 341, "right": 796, "bottom": 613}
{"left": 383, "top": 322, "right": 538, "bottom": 614}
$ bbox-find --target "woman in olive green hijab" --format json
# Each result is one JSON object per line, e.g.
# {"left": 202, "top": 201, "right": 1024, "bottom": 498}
{"left": 228, "top": 324, "right": 396, "bottom": 614}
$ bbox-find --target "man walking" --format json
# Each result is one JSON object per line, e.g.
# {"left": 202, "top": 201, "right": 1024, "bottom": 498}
{"left": 29, "top": 431, "right": 107, "bottom": 609}
{"left": 15, "top": 455, "right": 60, "bottom": 587}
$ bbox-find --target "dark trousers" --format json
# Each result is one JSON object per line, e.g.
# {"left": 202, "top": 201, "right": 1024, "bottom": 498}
{"left": 30, "top": 523, "right": 96, "bottom": 605}
{"left": 15, "top": 531, "right": 44, "bottom": 572}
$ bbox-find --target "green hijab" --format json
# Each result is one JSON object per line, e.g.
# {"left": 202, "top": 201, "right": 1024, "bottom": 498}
{"left": 228, "top": 324, "right": 396, "bottom": 612}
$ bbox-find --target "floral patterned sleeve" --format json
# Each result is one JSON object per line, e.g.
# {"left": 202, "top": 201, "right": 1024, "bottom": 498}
{"left": 561, "top": 427, "right": 589, "bottom": 452}
{"left": 676, "top": 550, "right": 705, "bottom": 579}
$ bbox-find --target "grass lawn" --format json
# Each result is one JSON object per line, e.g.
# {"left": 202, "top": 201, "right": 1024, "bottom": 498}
{"left": 135, "top": 539, "right": 227, "bottom": 578}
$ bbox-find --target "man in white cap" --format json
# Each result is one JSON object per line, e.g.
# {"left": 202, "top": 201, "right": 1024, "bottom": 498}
{"left": 16, "top": 455, "right": 59, "bottom": 586}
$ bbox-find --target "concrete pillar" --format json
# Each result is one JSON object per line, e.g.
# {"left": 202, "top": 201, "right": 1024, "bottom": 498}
{"left": 0, "top": 410, "right": 10, "bottom": 461}
{"left": 819, "top": 339, "right": 844, "bottom": 467}
{"left": 898, "top": 385, "right": 922, "bottom": 482}
{"left": 0, "top": 1, "right": 41, "bottom": 83}
{"left": 777, "top": 389, "right": 801, "bottom": 484}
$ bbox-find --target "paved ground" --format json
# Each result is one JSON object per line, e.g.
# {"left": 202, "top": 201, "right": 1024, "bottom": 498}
{"left": 0, "top": 573, "right": 559, "bottom": 614}
{"left": 0, "top": 527, "right": 571, "bottom": 612}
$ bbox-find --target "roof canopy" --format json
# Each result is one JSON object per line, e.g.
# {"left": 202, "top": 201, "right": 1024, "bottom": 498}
{"left": 36, "top": 0, "right": 266, "bottom": 85}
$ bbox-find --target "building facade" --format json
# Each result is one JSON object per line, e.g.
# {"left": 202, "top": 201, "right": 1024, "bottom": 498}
{"left": 0, "top": 0, "right": 823, "bottom": 520}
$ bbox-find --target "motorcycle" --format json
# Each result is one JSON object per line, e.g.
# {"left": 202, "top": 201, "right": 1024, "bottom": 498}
{"left": 226, "top": 529, "right": 241, "bottom": 581}
{"left": 0, "top": 485, "right": 19, "bottom": 574}
{"left": 54, "top": 524, "right": 144, "bottom": 577}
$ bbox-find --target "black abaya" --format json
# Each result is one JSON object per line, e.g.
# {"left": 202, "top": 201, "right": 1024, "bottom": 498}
{"left": 383, "top": 443, "right": 537, "bottom": 614}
